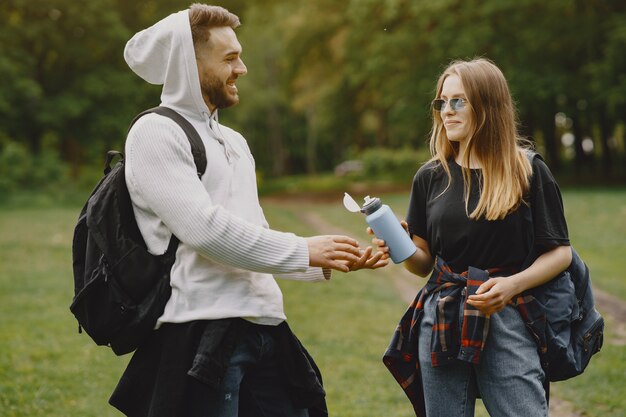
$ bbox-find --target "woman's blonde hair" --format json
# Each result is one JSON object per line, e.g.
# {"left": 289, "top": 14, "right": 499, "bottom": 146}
{"left": 428, "top": 58, "right": 533, "bottom": 221}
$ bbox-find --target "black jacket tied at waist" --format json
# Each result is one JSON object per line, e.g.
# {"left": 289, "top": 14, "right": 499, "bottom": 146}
{"left": 109, "top": 319, "right": 328, "bottom": 417}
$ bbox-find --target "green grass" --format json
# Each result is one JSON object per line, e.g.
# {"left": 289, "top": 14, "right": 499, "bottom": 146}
{"left": 263, "top": 204, "right": 414, "bottom": 417}
{"left": 560, "top": 189, "right": 626, "bottom": 299}
{"left": 0, "top": 187, "right": 624, "bottom": 416}
{"left": 264, "top": 187, "right": 626, "bottom": 417}
{"left": 0, "top": 208, "right": 128, "bottom": 417}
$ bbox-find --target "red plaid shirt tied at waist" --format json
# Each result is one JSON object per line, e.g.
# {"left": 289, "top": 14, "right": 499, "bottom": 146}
{"left": 382, "top": 257, "right": 547, "bottom": 417}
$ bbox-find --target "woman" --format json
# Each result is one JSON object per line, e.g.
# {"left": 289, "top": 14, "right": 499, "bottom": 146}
{"left": 378, "top": 58, "right": 572, "bottom": 417}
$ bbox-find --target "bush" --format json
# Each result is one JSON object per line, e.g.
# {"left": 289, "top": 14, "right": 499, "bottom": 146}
{"left": 258, "top": 173, "right": 351, "bottom": 196}
{"left": 0, "top": 140, "right": 70, "bottom": 198}
{"left": 0, "top": 142, "right": 32, "bottom": 194}
{"left": 358, "top": 146, "right": 430, "bottom": 181}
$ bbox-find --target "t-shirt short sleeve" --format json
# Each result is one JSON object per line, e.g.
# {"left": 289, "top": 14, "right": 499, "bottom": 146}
{"left": 406, "top": 162, "right": 434, "bottom": 240}
{"left": 529, "top": 156, "right": 570, "bottom": 250}
{"left": 405, "top": 156, "right": 569, "bottom": 272}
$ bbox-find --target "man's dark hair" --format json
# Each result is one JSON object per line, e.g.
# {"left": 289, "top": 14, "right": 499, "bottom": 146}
{"left": 189, "top": 3, "right": 240, "bottom": 53}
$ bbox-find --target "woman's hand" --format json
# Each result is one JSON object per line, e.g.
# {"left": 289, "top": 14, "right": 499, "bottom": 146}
{"left": 366, "top": 226, "right": 391, "bottom": 261}
{"left": 467, "top": 245, "right": 573, "bottom": 315}
{"left": 339, "top": 225, "right": 391, "bottom": 272}
{"left": 347, "top": 246, "right": 389, "bottom": 271}
{"left": 466, "top": 277, "right": 520, "bottom": 315}
{"left": 371, "top": 220, "right": 435, "bottom": 277}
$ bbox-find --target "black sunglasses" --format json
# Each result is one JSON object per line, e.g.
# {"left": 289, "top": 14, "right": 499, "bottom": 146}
{"left": 432, "top": 98, "right": 467, "bottom": 112}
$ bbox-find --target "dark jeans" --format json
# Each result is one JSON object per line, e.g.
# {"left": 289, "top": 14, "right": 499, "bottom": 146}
{"left": 188, "top": 323, "right": 309, "bottom": 417}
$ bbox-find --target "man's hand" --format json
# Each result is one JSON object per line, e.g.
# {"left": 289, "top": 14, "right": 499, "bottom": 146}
{"left": 306, "top": 235, "right": 362, "bottom": 272}
{"left": 346, "top": 246, "right": 389, "bottom": 271}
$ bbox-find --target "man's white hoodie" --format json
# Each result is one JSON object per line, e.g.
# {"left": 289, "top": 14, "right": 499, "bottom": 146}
{"left": 123, "top": 10, "right": 327, "bottom": 327}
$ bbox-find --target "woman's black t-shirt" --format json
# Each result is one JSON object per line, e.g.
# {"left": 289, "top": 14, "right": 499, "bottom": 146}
{"left": 406, "top": 157, "right": 570, "bottom": 273}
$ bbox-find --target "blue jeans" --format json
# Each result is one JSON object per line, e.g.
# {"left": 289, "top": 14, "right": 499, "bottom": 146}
{"left": 188, "top": 323, "right": 309, "bottom": 417}
{"left": 418, "top": 294, "right": 547, "bottom": 417}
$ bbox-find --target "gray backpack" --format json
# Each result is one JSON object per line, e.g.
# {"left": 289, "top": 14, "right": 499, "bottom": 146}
{"left": 526, "top": 152, "right": 603, "bottom": 381}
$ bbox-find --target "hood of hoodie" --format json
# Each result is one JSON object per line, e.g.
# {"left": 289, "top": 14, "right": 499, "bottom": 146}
{"left": 124, "top": 10, "right": 209, "bottom": 121}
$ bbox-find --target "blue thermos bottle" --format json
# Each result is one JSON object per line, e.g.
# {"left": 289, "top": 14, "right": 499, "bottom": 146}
{"left": 361, "top": 196, "right": 416, "bottom": 264}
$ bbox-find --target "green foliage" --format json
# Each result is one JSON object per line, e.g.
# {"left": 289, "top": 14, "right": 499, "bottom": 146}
{"left": 359, "top": 146, "right": 430, "bottom": 181}
{"left": 0, "top": 142, "right": 31, "bottom": 193}
{"left": 0, "top": 140, "right": 69, "bottom": 196}
{"left": 0, "top": 207, "right": 127, "bottom": 417}
{"left": 258, "top": 173, "right": 352, "bottom": 196}
{"left": 1, "top": 0, "right": 625, "bottom": 188}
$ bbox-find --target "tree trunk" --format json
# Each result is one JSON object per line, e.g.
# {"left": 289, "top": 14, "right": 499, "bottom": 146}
{"left": 540, "top": 102, "right": 559, "bottom": 172}
{"left": 265, "top": 55, "right": 286, "bottom": 177}
{"left": 27, "top": 129, "right": 41, "bottom": 155}
{"left": 305, "top": 107, "right": 317, "bottom": 175}
{"left": 61, "top": 136, "right": 83, "bottom": 179}
{"left": 376, "top": 108, "right": 389, "bottom": 147}
{"left": 597, "top": 108, "right": 612, "bottom": 177}
{"left": 267, "top": 107, "right": 285, "bottom": 177}
{"left": 570, "top": 113, "right": 586, "bottom": 176}
{"left": 519, "top": 111, "right": 535, "bottom": 144}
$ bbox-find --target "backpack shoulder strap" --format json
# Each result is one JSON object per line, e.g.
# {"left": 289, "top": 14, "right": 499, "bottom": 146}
{"left": 127, "top": 107, "right": 207, "bottom": 256}
{"left": 525, "top": 148, "right": 543, "bottom": 164}
{"left": 129, "top": 106, "right": 207, "bottom": 178}
{"left": 521, "top": 148, "right": 540, "bottom": 270}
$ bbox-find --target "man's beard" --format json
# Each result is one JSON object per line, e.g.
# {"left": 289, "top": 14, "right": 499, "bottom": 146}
{"left": 201, "top": 74, "right": 238, "bottom": 110}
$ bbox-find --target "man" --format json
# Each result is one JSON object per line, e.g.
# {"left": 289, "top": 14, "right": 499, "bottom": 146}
{"left": 109, "top": 4, "right": 386, "bottom": 417}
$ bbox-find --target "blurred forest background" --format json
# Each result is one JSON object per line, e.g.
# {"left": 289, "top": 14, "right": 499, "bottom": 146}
{"left": 1, "top": 0, "right": 626, "bottom": 199}
{"left": 2, "top": 3, "right": 626, "bottom": 416}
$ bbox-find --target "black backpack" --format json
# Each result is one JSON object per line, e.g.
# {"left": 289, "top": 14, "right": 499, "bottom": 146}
{"left": 70, "top": 106, "right": 207, "bottom": 356}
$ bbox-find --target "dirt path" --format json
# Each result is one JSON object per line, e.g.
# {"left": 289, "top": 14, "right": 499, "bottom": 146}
{"left": 595, "top": 289, "right": 626, "bottom": 345}
{"left": 296, "top": 210, "right": 626, "bottom": 417}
